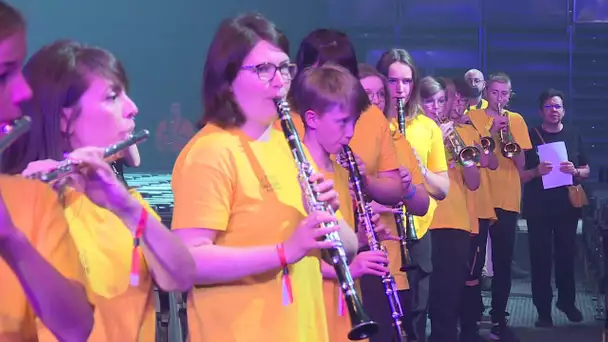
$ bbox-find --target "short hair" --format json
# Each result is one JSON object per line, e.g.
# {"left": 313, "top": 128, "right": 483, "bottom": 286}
{"left": 1, "top": 40, "right": 128, "bottom": 174}
{"left": 201, "top": 13, "right": 287, "bottom": 129}
{"left": 487, "top": 72, "right": 512, "bottom": 88}
{"left": 452, "top": 77, "right": 477, "bottom": 98}
{"left": 538, "top": 88, "right": 565, "bottom": 110}
{"left": 294, "top": 29, "right": 359, "bottom": 78}
{"left": 418, "top": 76, "right": 445, "bottom": 100}
{"left": 375, "top": 48, "right": 420, "bottom": 117}
{"left": 0, "top": 1, "right": 25, "bottom": 41}
{"left": 291, "top": 63, "right": 370, "bottom": 128}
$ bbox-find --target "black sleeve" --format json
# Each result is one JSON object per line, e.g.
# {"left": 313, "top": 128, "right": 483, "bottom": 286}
{"left": 576, "top": 131, "right": 589, "bottom": 166}
{"left": 524, "top": 128, "right": 540, "bottom": 170}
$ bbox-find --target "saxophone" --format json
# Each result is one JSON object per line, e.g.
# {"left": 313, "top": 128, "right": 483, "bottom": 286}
{"left": 275, "top": 98, "right": 378, "bottom": 341}
{"left": 340, "top": 145, "right": 407, "bottom": 342}
{"left": 395, "top": 98, "right": 417, "bottom": 272}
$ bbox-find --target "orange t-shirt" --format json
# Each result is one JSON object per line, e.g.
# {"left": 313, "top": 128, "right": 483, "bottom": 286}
{"left": 0, "top": 176, "right": 86, "bottom": 342}
{"left": 468, "top": 109, "right": 533, "bottom": 213}
{"left": 429, "top": 125, "right": 479, "bottom": 232}
{"left": 171, "top": 123, "right": 329, "bottom": 342}
{"left": 60, "top": 189, "right": 159, "bottom": 342}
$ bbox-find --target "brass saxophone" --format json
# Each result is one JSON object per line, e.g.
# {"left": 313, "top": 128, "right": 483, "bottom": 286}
{"left": 497, "top": 103, "right": 521, "bottom": 158}
{"left": 275, "top": 98, "right": 378, "bottom": 341}
{"left": 395, "top": 98, "right": 417, "bottom": 272}
{"left": 340, "top": 145, "right": 407, "bottom": 342}
{"left": 29, "top": 129, "right": 150, "bottom": 183}
{"left": 0, "top": 116, "right": 31, "bottom": 153}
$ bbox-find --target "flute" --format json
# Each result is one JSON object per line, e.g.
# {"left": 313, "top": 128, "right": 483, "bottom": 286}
{"left": 32, "top": 129, "right": 149, "bottom": 183}
{"left": 0, "top": 116, "right": 31, "bottom": 153}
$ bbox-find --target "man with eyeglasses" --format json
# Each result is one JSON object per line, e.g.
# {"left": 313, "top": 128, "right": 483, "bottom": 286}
{"left": 464, "top": 69, "right": 488, "bottom": 111}
{"left": 519, "top": 88, "right": 589, "bottom": 328}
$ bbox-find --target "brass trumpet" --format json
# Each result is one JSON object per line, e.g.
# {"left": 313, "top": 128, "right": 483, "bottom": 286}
{"left": 497, "top": 103, "right": 521, "bottom": 158}
{"left": 439, "top": 116, "right": 481, "bottom": 167}
{"left": 479, "top": 136, "right": 496, "bottom": 155}
{"left": 0, "top": 116, "right": 31, "bottom": 153}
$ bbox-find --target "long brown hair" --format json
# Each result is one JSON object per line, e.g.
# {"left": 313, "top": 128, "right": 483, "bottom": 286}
{"left": 376, "top": 48, "right": 420, "bottom": 118}
{"left": 200, "top": 13, "right": 287, "bottom": 129}
{"left": 0, "top": 1, "right": 25, "bottom": 40}
{"left": 357, "top": 63, "right": 389, "bottom": 116}
{"left": 1, "top": 40, "right": 128, "bottom": 174}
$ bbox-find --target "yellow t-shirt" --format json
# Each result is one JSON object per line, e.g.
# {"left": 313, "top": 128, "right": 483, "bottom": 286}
{"left": 319, "top": 160, "right": 362, "bottom": 342}
{"left": 285, "top": 105, "right": 400, "bottom": 176}
{"left": 402, "top": 114, "right": 448, "bottom": 238}
{"left": 466, "top": 98, "right": 488, "bottom": 113}
{"left": 429, "top": 125, "right": 478, "bottom": 232}
{"left": 462, "top": 124, "right": 496, "bottom": 226}
{"left": 61, "top": 188, "right": 159, "bottom": 342}
{"left": 171, "top": 123, "right": 329, "bottom": 342}
{"left": 0, "top": 176, "right": 86, "bottom": 342}
{"left": 468, "top": 109, "right": 533, "bottom": 213}
{"left": 384, "top": 119, "right": 426, "bottom": 289}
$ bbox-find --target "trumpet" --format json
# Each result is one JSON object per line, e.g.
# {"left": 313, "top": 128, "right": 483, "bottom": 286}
{"left": 479, "top": 136, "right": 496, "bottom": 155}
{"left": 395, "top": 98, "right": 417, "bottom": 272}
{"left": 497, "top": 103, "right": 521, "bottom": 158}
{"left": 31, "top": 129, "right": 150, "bottom": 183}
{"left": 275, "top": 98, "right": 378, "bottom": 341}
{"left": 0, "top": 116, "right": 31, "bottom": 153}
{"left": 340, "top": 145, "right": 407, "bottom": 342}
{"left": 439, "top": 116, "right": 481, "bottom": 167}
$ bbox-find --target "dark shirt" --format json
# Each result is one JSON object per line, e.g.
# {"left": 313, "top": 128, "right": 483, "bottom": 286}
{"left": 522, "top": 125, "right": 588, "bottom": 217}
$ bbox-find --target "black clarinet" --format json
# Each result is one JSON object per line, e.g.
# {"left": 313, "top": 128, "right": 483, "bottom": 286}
{"left": 340, "top": 145, "right": 408, "bottom": 342}
{"left": 275, "top": 98, "right": 378, "bottom": 341}
{"left": 0, "top": 116, "right": 31, "bottom": 153}
{"left": 33, "top": 129, "right": 150, "bottom": 183}
{"left": 395, "top": 98, "right": 417, "bottom": 272}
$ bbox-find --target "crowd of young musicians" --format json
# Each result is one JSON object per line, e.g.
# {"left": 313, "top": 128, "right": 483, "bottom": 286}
{"left": 0, "top": 2, "right": 590, "bottom": 342}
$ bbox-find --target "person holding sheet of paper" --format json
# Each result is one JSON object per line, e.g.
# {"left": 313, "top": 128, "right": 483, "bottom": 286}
{"left": 520, "top": 88, "right": 590, "bottom": 328}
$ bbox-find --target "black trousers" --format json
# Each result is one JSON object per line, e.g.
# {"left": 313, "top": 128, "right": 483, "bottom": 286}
{"left": 361, "top": 230, "right": 432, "bottom": 342}
{"left": 526, "top": 208, "right": 580, "bottom": 315}
{"left": 428, "top": 229, "right": 470, "bottom": 342}
{"left": 488, "top": 208, "right": 518, "bottom": 323}
{"left": 460, "top": 219, "right": 491, "bottom": 333}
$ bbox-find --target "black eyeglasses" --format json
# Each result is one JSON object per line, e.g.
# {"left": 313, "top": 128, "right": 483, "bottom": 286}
{"left": 241, "top": 62, "right": 298, "bottom": 82}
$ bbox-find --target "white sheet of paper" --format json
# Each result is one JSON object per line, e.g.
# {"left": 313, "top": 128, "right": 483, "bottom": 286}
{"left": 537, "top": 141, "right": 573, "bottom": 189}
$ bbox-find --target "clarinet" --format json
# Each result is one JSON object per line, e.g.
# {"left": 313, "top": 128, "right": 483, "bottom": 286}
{"left": 275, "top": 98, "right": 378, "bottom": 341}
{"left": 33, "top": 129, "right": 150, "bottom": 183}
{"left": 0, "top": 116, "right": 31, "bottom": 153}
{"left": 340, "top": 145, "right": 408, "bottom": 342}
{"left": 395, "top": 98, "right": 417, "bottom": 272}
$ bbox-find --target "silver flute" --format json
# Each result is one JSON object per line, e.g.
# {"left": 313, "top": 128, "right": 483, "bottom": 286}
{"left": 275, "top": 98, "right": 378, "bottom": 341}
{"left": 32, "top": 129, "right": 150, "bottom": 183}
{"left": 340, "top": 145, "right": 407, "bottom": 342}
{"left": 0, "top": 116, "right": 31, "bottom": 153}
